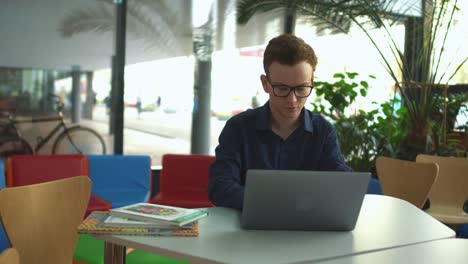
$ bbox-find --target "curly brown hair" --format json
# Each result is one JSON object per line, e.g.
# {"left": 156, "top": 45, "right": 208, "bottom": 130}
{"left": 263, "top": 34, "right": 318, "bottom": 75}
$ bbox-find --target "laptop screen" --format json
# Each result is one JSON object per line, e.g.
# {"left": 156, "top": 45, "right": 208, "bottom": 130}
{"left": 241, "top": 170, "right": 371, "bottom": 231}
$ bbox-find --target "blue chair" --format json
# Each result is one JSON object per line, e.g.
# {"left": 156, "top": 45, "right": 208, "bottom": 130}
{"left": 367, "top": 178, "right": 383, "bottom": 195}
{"left": 459, "top": 224, "right": 468, "bottom": 239}
{"left": 75, "top": 155, "right": 182, "bottom": 264}
{"left": 76, "top": 155, "right": 152, "bottom": 264}
{"left": 87, "top": 155, "right": 152, "bottom": 208}
{"left": 0, "top": 160, "right": 11, "bottom": 252}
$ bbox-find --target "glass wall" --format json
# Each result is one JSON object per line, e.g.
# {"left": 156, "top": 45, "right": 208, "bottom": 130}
{"left": 0, "top": 68, "right": 73, "bottom": 115}
{"left": 1, "top": 0, "right": 466, "bottom": 165}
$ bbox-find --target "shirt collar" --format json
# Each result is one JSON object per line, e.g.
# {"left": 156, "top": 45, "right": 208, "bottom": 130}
{"left": 302, "top": 107, "right": 314, "bottom": 133}
{"left": 255, "top": 101, "right": 314, "bottom": 133}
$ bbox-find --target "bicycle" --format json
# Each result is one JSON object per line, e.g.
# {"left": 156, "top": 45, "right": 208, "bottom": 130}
{"left": 0, "top": 94, "right": 106, "bottom": 159}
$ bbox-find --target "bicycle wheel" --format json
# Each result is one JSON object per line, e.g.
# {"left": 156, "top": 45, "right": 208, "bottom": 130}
{"left": 0, "top": 137, "right": 33, "bottom": 161}
{"left": 52, "top": 126, "right": 106, "bottom": 155}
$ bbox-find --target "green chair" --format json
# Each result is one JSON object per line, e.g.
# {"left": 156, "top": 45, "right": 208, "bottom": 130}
{"left": 73, "top": 234, "right": 187, "bottom": 264}
{"left": 73, "top": 235, "right": 103, "bottom": 264}
{"left": 127, "top": 250, "right": 189, "bottom": 264}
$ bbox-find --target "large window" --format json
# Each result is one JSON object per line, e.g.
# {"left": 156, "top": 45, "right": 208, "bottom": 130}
{"left": 1, "top": 0, "right": 465, "bottom": 165}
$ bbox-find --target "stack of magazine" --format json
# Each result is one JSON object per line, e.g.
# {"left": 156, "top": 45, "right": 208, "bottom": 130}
{"left": 77, "top": 203, "right": 208, "bottom": 237}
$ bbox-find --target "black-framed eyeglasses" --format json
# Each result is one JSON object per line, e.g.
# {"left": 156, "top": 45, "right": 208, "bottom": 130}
{"left": 266, "top": 76, "right": 313, "bottom": 98}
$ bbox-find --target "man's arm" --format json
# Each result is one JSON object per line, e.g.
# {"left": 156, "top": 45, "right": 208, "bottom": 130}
{"left": 208, "top": 119, "right": 245, "bottom": 210}
{"left": 319, "top": 123, "right": 352, "bottom": 172}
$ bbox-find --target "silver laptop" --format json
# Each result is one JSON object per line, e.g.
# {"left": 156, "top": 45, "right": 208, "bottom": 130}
{"left": 241, "top": 170, "right": 371, "bottom": 231}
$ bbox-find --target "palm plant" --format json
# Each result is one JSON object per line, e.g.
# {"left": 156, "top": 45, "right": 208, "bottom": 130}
{"left": 59, "top": 0, "right": 190, "bottom": 56}
{"left": 238, "top": 0, "right": 467, "bottom": 84}
{"left": 237, "top": 0, "right": 467, "bottom": 153}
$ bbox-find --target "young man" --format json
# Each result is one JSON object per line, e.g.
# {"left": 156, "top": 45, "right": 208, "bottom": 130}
{"left": 208, "top": 34, "right": 351, "bottom": 210}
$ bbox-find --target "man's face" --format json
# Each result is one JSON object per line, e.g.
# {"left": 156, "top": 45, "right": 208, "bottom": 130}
{"left": 261, "top": 61, "right": 313, "bottom": 121}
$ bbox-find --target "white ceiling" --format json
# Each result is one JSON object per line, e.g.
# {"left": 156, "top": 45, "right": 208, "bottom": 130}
{"left": 0, "top": 0, "right": 280, "bottom": 72}
{"left": 2, "top": 0, "right": 111, "bottom": 71}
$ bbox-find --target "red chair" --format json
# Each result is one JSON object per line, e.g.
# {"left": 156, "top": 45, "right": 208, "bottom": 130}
{"left": 151, "top": 154, "right": 215, "bottom": 208}
{"left": 6, "top": 154, "right": 110, "bottom": 217}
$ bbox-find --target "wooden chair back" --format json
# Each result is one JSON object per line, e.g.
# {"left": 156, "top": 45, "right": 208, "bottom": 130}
{"left": 376, "top": 156, "right": 439, "bottom": 208}
{"left": 416, "top": 154, "right": 468, "bottom": 224}
{"left": 0, "top": 176, "right": 91, "bottom": 264}
{"left": 0, "top": 248, "right": 19, "bottom": 264}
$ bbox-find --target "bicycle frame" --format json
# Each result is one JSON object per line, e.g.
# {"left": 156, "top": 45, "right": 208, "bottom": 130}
{"left": 13, "top": 115, "right": 71, "bottom": 153}
{"left": 1, "top": 93, "right": 99, "bottom": 155}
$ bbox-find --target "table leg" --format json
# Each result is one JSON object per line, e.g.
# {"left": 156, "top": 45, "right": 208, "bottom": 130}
{"left": 104, "top": 241, "right": 126, "bottom": 264}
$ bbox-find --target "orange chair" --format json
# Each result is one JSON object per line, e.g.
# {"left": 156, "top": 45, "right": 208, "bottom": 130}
{"left": 151, "top": 154, "right": 215, "bottom": 208}
{"left": 6, "top": 154, "right": 110, "bottom": 216}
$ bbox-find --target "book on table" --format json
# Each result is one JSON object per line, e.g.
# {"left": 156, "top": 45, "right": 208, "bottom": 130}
{"left": 101, "top": 214, "right": 185, "bottom": 229}
{"left": 109, "top": 202, "right": 208, "bottom": 227}
{"left": 77, "top": 211, "right": 199, "bottom": 237}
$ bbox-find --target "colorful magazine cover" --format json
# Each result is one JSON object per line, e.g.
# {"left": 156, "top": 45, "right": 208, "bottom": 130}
{"left": 125, "top": 204, "right": 181, "bottom": 218}
{"left": 77, "top": 211, "right": 199, "bottom": 237}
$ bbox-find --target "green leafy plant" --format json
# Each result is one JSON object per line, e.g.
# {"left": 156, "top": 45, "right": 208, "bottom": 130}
{"left": 312, "top": 72, "right": 369, "bottom": 119}
{"left": 311, "top": 72, "right": 408, "bottom": 172}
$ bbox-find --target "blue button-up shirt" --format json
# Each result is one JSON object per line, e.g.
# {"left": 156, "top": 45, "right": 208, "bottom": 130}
{"left": 208, "top": 102, "right": 352, "bottom": 210}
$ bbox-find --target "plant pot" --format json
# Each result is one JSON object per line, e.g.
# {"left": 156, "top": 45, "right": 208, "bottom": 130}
{"left": 407, "top": 121, "right": 431, "bottom": 147}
